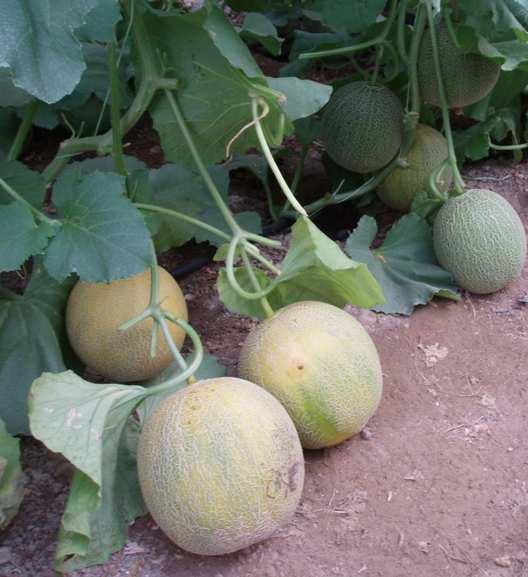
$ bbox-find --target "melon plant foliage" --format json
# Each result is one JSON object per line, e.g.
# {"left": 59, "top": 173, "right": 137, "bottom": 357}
{"left": 0, "top": 0, "right": 527, "bottom": 572}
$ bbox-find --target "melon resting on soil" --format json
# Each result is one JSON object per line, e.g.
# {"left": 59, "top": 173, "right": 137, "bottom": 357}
{"left": 377, "top": 124, "right": 452, "bottom": 211}
{"left": 66, "top": 266, "right": 188, "bottom": 382}
{"left": 137, "top": 377, "right": 304, "bottom": 556}
{"left": 238, "top": 301, "right": 383, "bottom": 450}
{"left": 433, "top": 189, "right": 527, "bottom": 294}
{"left": 320, "top": 81, "right": 404, "bottom": 174}
{"left": 418, "top": 23, "right": 500, "bottom": 108}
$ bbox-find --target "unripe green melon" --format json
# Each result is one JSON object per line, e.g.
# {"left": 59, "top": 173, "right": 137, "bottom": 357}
{"left": 377, "top": 124, "right": 452, "bottom": 211}
{"left": 418, "top": 23, "right": 500, "bottom": 108}
{"left": 137, "top": 377, "right": 304, "bottom": 556}
{"left": 433, "top": 189, "right": 526, "bottom": 294}
{"left": 238, "top": 301, "right": 383, "bottom": 450}
{"left": 66, "top": 267, "right": 188, "bottom": 382}
{"left": 320, "top": 81, "right": 404, "bottom": 174}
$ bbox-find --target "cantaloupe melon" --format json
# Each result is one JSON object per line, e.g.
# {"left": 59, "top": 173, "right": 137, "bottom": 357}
{"left": 238, "top": 301, "right": 383, "bottom": 449}
{"left": 66, "top": 267, "right": 188, "bottom": 382}
{"left": 137, "top": 377, "right": 304, "bottom": 556}
{"left": 433, "top": 189, "right": 526, "bottom": 294}
{"left": 418, "top": 23, "right": 500, "bottom": 108}
{"left": 320, "top": 81, "right": 404, "bottom": 174}
{"left": 377, "top": 124, "right": 452, "bottom": 211}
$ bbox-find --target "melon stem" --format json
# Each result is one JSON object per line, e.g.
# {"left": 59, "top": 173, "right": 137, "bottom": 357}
{"left": 251, "top": 97, "right": 307, "bottom": 217}
{"left": 108, "top": 41, "right": 127, "bottom": 177}
{"left": 397, "top": 0, "right": 411, "bottom": 65}
{"left": 424, "top": 0, "right": 465, "bottom": 194}
{"left": 408, "top": 5, "right": 426, "bottom": 116}
{"left": 7, "top": 100, "right": 37, "bottom": 162}
{"left": 119, "top": 245, "right": 204, "bottom": 389}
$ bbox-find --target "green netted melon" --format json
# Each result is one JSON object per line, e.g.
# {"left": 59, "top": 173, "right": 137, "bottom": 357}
{"left": 238, "top": 301, "right": 383, "bottom": 449}
{"left": 418, "top": 23, "right": 500, "bottom": 108}
{"left": 377, "top": 124, "right": 452, "bottom": 211}
{"left": 320, "top": 81, "right": 404, "bottom": 174}
{"left": 433, "top": 189, "right": 526, "bottom": 294}
{"left": 66, "top": 267, "right": 188, "bottom": 382}
{"left": 137, "top": 377, "right": 304, "bottom": 555}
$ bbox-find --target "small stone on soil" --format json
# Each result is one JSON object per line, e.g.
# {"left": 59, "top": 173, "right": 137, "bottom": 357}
{"left": 360, "top": 428, "right": 373, "bottom": 440}
{"left": 494, "top": 556, "right": 512, "bottom": 568}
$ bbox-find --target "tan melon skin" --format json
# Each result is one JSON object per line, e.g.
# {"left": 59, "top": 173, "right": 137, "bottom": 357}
{"left": 238, "top": 302, "right": 383, "bottom": 450}
{"left": 66, "top": 267, "right": 188, "bottom": 382}
{"left": 137, "top": 377, "right": 305, "bottom": 556}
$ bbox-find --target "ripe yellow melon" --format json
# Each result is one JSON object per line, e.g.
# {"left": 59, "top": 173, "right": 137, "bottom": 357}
{"left": 238, "top": 301, "right": 383, "bottom": 449}
{"left": 137, "top": 377, "right": 305, "bottom": 556}
{"left": 66, "top": 267, "right": 188, "bottom": 382}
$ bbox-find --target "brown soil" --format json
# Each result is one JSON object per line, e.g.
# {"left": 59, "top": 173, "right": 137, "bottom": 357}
{"left": 1, "top": 157, "right": 527, "bottom": 577}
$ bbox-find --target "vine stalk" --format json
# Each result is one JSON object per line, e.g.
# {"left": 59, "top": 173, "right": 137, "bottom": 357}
{"left": 424, "top": 0, "right": 465, "bottom": 193}
{"left": 7, "top": 101, "right": 38, "bottom": 162}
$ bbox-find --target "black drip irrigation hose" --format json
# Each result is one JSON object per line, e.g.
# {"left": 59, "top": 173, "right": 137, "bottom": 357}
{"left": 169, "top": 214, "right": 353, "bottom": 280}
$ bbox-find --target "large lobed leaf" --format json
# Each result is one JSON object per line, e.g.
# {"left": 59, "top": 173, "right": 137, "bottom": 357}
{"left": 0, "top": 0, "right": 119, "bottom": 105}
{"left": 239, "top": 13, "right": 284, "bottom": 56}
{"left": 29, "top": 371, "right": 146, "bottom": 572}
{"left": 143, "top": 3, "right": 330, "bottom": 168}
{"left": 44, "top": 169, "right": 152, "bottom": 282}
{"left": 0, "top": 263, "right": 71, "bottom": 434}
{"left": 133, "top": 163, "right": 262, "bottom": 250}
{"left": 0, "top": 417, "right": 24, "bottom": 531}
{"left": 218, "top": 216, "right": 384, "bottom": 318}
{"left": 303, "top": 0, "right": 388, "bottom": 34}
{"left": 345, "top": 215, "right": 459, "bottom": 315}
{"left": 457, "top": 0, "right": 528, "bottom": 70}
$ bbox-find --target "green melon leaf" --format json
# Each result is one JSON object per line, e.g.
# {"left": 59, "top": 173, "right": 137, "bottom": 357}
{"left": 240, "top": 13, "right": 284, "bottom": 56}
{"left": 302, "top": 0, "right": 388, "bottom": 34}
{"left": 138, "top": 163, "right": 261, "bottom": 250}
{"left": 0, "top": 203, "right": 55, "bottom": 273}
{"left": 266, "top": 77, "right": 333, "bottom": 121}
{"left": 0, "top": 417, "right": 24, "bottom": 532}
{"left": 345, "top": 215, "right": 460, "bottom": 316}
{"left": 456, "top": 0, "right": 528, "bottom": 70}
{"left": 282, "top": 29, "right": 352, "bottom": 77}
{"left": 29, "top": 371, "right": 147, "bottom": 572}
{"left": 203, "top": 5, "right": 264, "bottom": 78}
{"left": 44, "top": 170, "right": 152, "bottom": 283}
{"left": 0, "top": 262, "right": 71, "bottom": 434}
{"left": 0, "top": 0, "right": 99, "bottom": 104}
{"left": 218, "top": 216, "right": 384, "bottom": 319}
{"left": 76, "top": 0, "right": 123, "bottom": 43}
{"left": 143, "top": 4, "right": 288, "bottom": 168}
{"left": 0, "top": 161, "right": 46, "bottom": 208}
{"left": 57, "top": 44, "right": 133, "bottom": 114}
{"left": 454, "top": 107, "right": 521, "bottom": 162}
{"left": 0, "top": 70, "right": 33, "bottom": 108}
